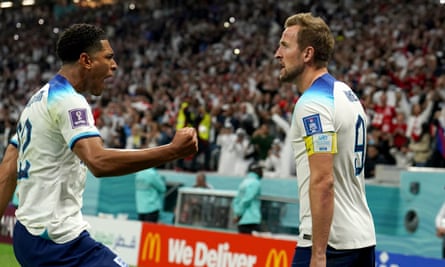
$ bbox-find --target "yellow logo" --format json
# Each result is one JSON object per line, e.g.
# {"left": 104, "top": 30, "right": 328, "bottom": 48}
{"left": 141, "top": 232, "right": 161, "bottom": 263}
{"left": 265, "top": 249, "right": 288, "bottom": 267}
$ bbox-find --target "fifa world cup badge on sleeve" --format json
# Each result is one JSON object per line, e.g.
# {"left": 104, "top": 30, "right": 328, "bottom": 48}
{"left": 69, "top": 108, "right": 89, "bottom": 128}
{"left": 303, "top": 114, "right": 322, "bottom": 136}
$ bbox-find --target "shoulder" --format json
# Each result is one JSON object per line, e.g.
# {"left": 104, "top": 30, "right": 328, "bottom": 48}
{"left": 297, "top": 80, "right": 335, "bottom": 113}
{"left": 48, "top": 75, "right": 82, "bottom": 101}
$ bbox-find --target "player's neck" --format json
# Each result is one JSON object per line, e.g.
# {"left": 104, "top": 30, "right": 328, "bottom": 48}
{"left": 298, "top": 67, "right": 328, "bottom": 94}
{"left": 58, "top": 66, "right": 84, "bottom": 93}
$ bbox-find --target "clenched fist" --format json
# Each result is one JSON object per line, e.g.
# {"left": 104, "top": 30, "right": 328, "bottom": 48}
{"left": 170, "top": 127, "right": 198, "bottom": 159}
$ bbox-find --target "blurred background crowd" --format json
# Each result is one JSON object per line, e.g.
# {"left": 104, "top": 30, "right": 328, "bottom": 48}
{"left": 1, "top": 0, "right": 445, "bottom": 179}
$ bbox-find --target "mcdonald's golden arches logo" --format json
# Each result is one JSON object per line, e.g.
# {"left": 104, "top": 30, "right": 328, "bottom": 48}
{"left": 265, "top": 249, "right": 288, "bottom": 267}
{"left": 141, "top": 232, "right": 161, "bottom": 263}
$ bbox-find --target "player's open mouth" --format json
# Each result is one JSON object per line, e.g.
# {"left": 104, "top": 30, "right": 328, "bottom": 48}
{"left": 104, "top": 76, "right": 114, "bottom": 84}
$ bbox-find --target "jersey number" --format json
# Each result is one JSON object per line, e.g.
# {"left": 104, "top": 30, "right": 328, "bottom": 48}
{"left": 354, "top": 115, "right": 365, "bottom": 176}
{"left": 17, "top": 119, "right": 32, "bottom": 179}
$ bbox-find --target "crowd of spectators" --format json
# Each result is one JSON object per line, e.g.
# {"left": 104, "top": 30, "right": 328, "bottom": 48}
{"left": 1, "top": 0, "right": 445, "bottom": 178}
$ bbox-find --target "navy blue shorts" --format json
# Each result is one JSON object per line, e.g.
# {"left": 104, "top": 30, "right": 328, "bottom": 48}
{"left": 13, "top": 220, "right": 128, "bottom": 267}
{"left": 291, "top": 245, "right": 375, "bottom": 267}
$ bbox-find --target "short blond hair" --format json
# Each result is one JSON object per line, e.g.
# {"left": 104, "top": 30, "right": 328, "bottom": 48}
{"left": 285, "top": 13, "right": 335, "bottom": 68}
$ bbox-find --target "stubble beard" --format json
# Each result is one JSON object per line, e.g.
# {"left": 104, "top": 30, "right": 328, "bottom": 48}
{"left": 279, "top": 64, "right": 304, "bottom": 84}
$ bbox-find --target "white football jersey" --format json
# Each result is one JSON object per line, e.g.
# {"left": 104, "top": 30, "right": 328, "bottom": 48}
{"left": 15, "top": 74, "right": 100, "bottom": 243}
{"left": 290, "top": 73, "right": 376, "bottom": 249}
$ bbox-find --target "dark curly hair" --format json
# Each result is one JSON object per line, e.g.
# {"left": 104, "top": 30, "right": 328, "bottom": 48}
{"left": 56, "top": 23, "right": 107, "bottom": 63}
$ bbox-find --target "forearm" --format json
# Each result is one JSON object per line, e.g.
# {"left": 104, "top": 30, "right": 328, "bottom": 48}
{"left": 82, "top": 144, "right": 179, "bottom": 177}
{"left": 74, "top": 128, "right": 197, "bottom": 177}
{"left": 0, "top": 145, "right": 19, "bottom": 216}
{"left": 310, "top": 176, "right": 334, "bottom": 258}
{"left": 0, "top": 177, "right": 16, "bottom": 216}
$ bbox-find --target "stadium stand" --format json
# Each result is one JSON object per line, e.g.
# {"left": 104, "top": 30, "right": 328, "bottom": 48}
{"left": 0, "top": 0, "right": 444, "bottom": 178}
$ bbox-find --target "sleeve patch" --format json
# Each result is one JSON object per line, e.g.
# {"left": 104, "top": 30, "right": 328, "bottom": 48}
{"left": 303, "top": 114, "right": 323, "bottom": 136}
{"left": 69, "top": 108, "right": 89, "bottom": 128}
{"left": 304, "top": 132, "right": 337, "bottom": 156}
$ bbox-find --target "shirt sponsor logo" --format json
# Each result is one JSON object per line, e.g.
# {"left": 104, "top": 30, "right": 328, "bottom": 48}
{"left": 303, "top": 114, "right": 322, "bottom": 136}
{"left": 69, "top": 108, "right": 89, "bottom": 128}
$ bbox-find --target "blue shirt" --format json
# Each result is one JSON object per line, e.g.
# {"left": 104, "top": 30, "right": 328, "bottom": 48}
{"left": 135, "top": 168, "right": 166, "bottom": 214}
{"left": 232, "top": 172, "right": 262, "bottom": 225}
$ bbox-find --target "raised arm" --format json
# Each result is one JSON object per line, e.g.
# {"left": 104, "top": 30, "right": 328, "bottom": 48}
{"left": 73, "top": 127, "right": 198, "bottom": 177}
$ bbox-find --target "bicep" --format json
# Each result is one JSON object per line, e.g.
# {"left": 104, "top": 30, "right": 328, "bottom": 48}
{"left": 308, "top": 153, "right": 334, "bottom": 183}
{"left": 72, "top": 136, "right": 106, "bottom": 166}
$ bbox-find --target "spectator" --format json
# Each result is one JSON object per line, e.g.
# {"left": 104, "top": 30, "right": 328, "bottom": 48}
{"left": 231, "top": 128, "right": 254, "bottom": 176}
{"left": 365, "top": 143, "right": 395, "bottom": 179}
{"left": 263, "top": 138, "right": 282, "bottom": 178}
{"left": 215, "top": 121, "right": 237, "bottom": 175}
{"left": 238, "top": 102, "right": 259, "bottom": 136}
{"left": 96, "top": 115, "right": 114, "bottom": 148}
{"left": 371, "top": 91, "right": 397, "bottom": 134}
{"left": 232, "top": 162, "right": 263, "bottom": 235}
{"left": 409, "top": 122, "right": 433, "bottom": 167}
{"left": 135, "top": 168, "right": 166, "bottom": 223}
{"left": 270, "top": 104, "right": 295, "bottom": 177}
{"left": 406, "top": 96, "right": 434, "bottom": 144}
{"left": 389, "top": 143, "right": 414, "bottom": 168}
{"left": 249, "top": 123, "right": 275, "bottom": 162}
{"left": 391, "top": 110, "right": 409, "bottom": 150}
{"left": 193, "top": 171, "right": 213, "bottom": 189}
{"left": 145, "top": 122, "right": 163, "bottom": 148}
{"left": 126, "top": 123, "right": 145, "bottom": 149}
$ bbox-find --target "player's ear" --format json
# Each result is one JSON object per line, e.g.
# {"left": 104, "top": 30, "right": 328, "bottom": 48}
{"left": 303, "top": 46, "right": 314, "bottom": 63}
{"left": 79, "top": 52, "right": 93, "bottom": 69}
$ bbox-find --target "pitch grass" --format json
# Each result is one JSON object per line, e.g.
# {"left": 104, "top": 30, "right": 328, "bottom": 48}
{"left": 0, "top": 243, "right": 19, "bottom": 267}
{"left": 0, "top": 243, "right": 137, "bottom": 267}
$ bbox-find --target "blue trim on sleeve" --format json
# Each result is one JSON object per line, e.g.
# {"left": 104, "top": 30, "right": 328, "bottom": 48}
{"left": 9, "top": 139, "right": 19, "bottom": 148}
{"left": 69, "top": 133, "right": 101, "bottom": 150}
